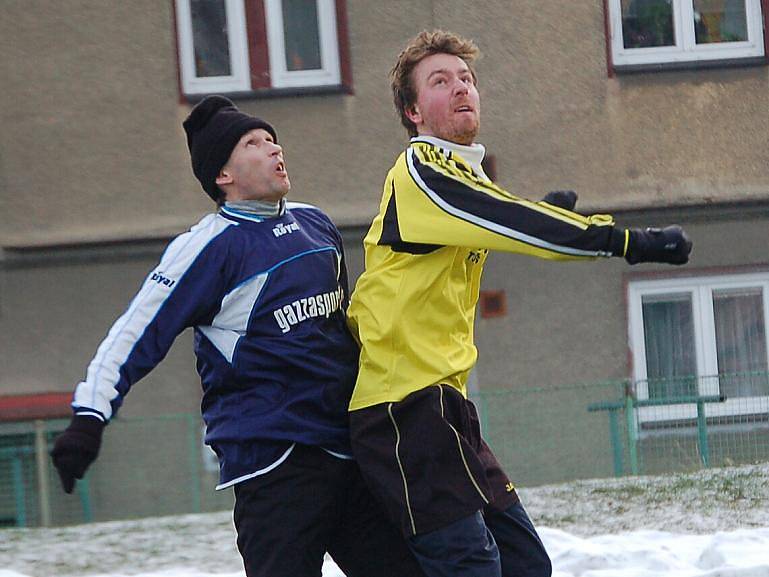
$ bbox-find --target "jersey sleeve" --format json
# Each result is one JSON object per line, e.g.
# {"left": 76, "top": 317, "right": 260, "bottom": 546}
{"left": 72, "top": 218, "right": 232, "bottom": 422}
{"left": 388, "top": 143, "right": 627, "bottom": 260}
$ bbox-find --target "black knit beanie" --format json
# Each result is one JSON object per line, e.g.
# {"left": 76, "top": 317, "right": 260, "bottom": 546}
{"left": 182, "top": 95, "right": 278, "bottom": 203}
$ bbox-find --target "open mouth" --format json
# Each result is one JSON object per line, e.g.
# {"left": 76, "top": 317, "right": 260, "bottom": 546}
{"left": 275, "top": 161, "right": 286, "bottom": 175}
{"left": 455, "top": 105, "right": 473, "bottom": 113}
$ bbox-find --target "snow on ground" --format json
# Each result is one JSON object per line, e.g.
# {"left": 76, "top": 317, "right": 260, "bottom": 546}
{"left": 2, "top": 463, "right": 768, "bottom": 577}
{"left": 522, "top": 461, "right": 769, "bottom": 536}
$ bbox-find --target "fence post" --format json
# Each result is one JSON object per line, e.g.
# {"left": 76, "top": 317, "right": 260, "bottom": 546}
{"left": 12, "top": 455, "right": 26, "bottom": 527}
{"left": 34, "top": 420, "right": 52, "bottom": 527}
{"left": 696, "top": 398, "right": 710, "bottom": 467}
{"left": 186, "top": 414, "right": 202, "bottom": 513}
{"left": 624, "top": 386, "right": 639, "bottom": 475}
{"left": 607, "top": 409, "right": 624, "bottom": 477}
{"left": 77, "top": 477, "right": 93, "bottom": 522}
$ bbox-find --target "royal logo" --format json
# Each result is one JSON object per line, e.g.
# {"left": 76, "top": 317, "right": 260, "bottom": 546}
{"left": 150, "top": 272, "right": 176, "bottom": 288}
{"left": 272, "top": 222, "right": 300, "bottom": 238}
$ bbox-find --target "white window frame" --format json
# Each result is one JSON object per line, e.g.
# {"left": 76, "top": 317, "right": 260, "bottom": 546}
{"left": 264, "top": 0, "right": 341, "bottom": 89}
{"left": 608, "top": 0, "right": 765, "bottom": 67}
{"left": 628, "top": 271, "right": 769, "bottom": 423}
{"left": 175, "top": 0, "right": 252, "bottom": 95}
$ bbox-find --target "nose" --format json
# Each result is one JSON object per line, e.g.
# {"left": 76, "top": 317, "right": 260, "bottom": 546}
{"left": 452, "top": 77, "right": 469, "bottom": 95}
{"left": 270, "top": 142, "right": 283, "bottom": 155}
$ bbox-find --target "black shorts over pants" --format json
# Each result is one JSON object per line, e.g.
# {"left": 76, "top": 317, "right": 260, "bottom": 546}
{"left": 233, "top": 444, "right": 424, "bottom": 577}
{"left": 349, "top": 384, "right": 518, "bottom": 537}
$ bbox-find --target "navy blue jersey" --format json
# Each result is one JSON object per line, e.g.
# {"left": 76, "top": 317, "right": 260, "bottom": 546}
{"left": 72, "top": 202, "right": 359, "bottom": 486}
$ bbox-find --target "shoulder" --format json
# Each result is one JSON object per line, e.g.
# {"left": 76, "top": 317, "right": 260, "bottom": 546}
{"left": 286, "top": 201, "right": 343, "bottom": 244}
{"left": 286, "top": 201, "right": 324, "bottom": 214}
{"left": 286, "top": 201, "right": 334, "bottom": 226}
{"left": 161, "top": 213, "right": 237, "bottom": 263}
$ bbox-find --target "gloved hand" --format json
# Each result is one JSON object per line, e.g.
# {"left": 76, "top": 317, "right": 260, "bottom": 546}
{"left": 542, "top": 190, "right": 578, "bottom": 211}
{"left": 50, "top": 415, "right": 105, "bottom": 493}
{"left": 625, "top": 225, "right": 692, "bottom": 265}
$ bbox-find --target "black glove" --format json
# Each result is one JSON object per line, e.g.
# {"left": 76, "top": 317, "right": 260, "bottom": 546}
{"left": 625, "top": 225, "right": 692, "bottom": 265}
{"left": 542, "top": 190, "right": 578, "bottom": 211}
{"left": 50, "top": 415, "right": 105, "bottom": 493}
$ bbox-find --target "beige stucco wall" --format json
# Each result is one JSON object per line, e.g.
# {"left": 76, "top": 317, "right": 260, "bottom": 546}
{"left": 0, "top": 244, "right": 201, "bottom": 415}
{"left": 2, "top": 1, "right": 768, "bottom": 248}
{"left": 476, "top": 206, "right": 769, "bottom": 391}
{"left": 0, "top": 1, "right": 209, "bottom": 246}
{"left": 1, "top": 2, "right": 768, "bottom": 512}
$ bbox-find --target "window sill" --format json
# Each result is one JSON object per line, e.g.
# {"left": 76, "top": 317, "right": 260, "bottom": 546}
{"left": 183, "top": 84, "right": 353, "bottom": 103}
{"left": 613, "top": 55, "right": 767, "bottom": 75}
{"left": 639, "top": 410, "right": 769, "bottom": 437}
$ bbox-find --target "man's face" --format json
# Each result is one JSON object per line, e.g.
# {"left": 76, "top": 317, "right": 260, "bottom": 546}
{"left": 217, "top": 128, "right": 290, "bottom": 203}
{"left": 406, "top": 53, "right": 480, "bottom": 145}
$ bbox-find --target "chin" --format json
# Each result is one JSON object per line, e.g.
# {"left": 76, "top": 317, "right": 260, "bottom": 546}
{"left": 453, "top": 130, "right": 478, "bottom": 145}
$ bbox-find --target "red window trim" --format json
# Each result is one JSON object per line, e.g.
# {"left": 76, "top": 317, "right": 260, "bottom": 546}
{"left": 173, "top": 0, "right": 353, "bottom": 100}
{"left": 245, "top": 0, "right": 271, "bottom": 90}
{"left": 171, "top": 0, "right": 185, "bottom": 104}
{"left": 335, "top": 0, "right": 354, "bottom": 93}
{"left": 763, "top": 0, "right": 769, "bottom": 57}
{"left": 603, "top": 0, "right": 614, "bottom": 78}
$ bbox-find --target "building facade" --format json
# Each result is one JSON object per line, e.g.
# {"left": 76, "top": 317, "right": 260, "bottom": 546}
{"left": 1, "top": 0, "right": 768, "bottom": 525}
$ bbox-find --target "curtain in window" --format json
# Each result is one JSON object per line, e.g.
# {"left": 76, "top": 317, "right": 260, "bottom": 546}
{"left": 621, "top": 0, "right": 676, "bottom": 48}
{"left": 642, "top": 293, "right": 698, "bottom": 398}
{"left": 713, "top": 287, "right": 769, "bottom": 397}
{"left": 282, "top": 0, "right": 322, "bottom": 71}
{"left": 191, "top": 0, "right": 231, "bottom": 77}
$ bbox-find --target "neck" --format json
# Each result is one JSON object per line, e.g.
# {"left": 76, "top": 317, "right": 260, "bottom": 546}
{"left": 224, "top": 198, "right": 285, "bottom": 218}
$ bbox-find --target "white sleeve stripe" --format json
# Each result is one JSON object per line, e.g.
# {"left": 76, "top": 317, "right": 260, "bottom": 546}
{"left": 75, "top": 215, "right": 234, "bottom": 419}
{"left": 406, "top": 148, "right": 607, "bottom": 258}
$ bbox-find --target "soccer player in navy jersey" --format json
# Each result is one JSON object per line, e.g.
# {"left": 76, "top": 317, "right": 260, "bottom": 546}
{"left": 51, "top": 96, "right": 423, "bottom": 577}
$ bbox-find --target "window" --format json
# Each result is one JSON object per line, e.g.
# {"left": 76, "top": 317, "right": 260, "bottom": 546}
{"left": 628, "top": 271, "right": 769, "bottom": 422}
{"left": 607, "top": 0, "right": 765, "bottom": 68}
{"left": 175, "top": 0, "right": 349, "bottom": 95}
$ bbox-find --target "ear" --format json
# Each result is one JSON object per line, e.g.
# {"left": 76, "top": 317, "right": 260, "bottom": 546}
{"left": 405, "top": 104, "right": 422, "bottom": 126}
{"left": 215, "top": 169, "right": 234, "bottom": 187}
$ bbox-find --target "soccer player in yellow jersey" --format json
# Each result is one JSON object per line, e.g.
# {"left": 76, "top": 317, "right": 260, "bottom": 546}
{"left": 346, "top": 30, "right": 692, "bottom": 577}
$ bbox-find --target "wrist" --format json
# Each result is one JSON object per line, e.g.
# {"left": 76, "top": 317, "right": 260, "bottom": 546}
{"left": 68, "top": 414, "right": 106, "bottom": 442}
{"left": 608, "top": 227, "right": 630, "bottom": 258}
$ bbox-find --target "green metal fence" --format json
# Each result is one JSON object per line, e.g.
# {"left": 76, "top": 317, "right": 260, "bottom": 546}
{"left": 2, "top": 373, "right": 768, "bottom": 527}
{"left": 0, "top": 414, "right": 233, "bottom": 528}
{"left": 472, "top": 372, "right": 769, "bottom": 486}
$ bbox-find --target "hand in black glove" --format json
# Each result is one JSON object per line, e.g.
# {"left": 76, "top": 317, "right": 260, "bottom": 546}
{"left": 542, "top": 190, "right": 578, "bottom": 211}
{"left": 625, "top": 225, "right": 692, "bottom": 265}
{"left": 50, "top": 415, "right": 105, "bottom": 493}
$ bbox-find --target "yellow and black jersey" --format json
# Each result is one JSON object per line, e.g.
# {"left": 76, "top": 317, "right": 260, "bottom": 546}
{"left": 347, "top": 137, "right": 628, "bottom": 411}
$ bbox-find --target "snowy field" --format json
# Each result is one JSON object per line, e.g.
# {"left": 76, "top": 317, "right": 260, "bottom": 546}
{"left": 2, "top": 462, "right": 768, "bottom": 577}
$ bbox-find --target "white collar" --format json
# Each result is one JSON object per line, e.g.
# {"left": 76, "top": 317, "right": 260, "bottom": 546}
{"left": 411, "top": 135, "right": 488, "bottom": 178}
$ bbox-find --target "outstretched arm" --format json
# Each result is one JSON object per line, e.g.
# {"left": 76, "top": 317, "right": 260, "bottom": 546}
{"left": 51, "top": 218, "right": 232, "bottom": 492}
{"left": 387, "top": 143, "right": 691, "bottom": 265}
